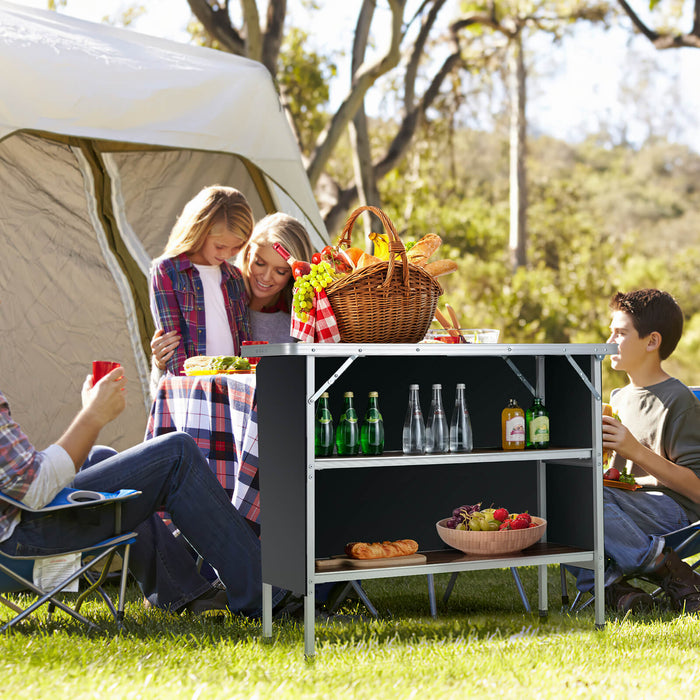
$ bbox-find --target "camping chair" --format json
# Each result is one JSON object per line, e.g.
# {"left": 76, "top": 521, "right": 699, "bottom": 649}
{"left": 0, "top": 487, "right": 140, "bottom": 632}
{"left": 562, "top": 519, "right": 700, "bottom": 612}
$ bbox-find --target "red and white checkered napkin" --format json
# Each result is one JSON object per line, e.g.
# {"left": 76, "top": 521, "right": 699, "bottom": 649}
{"left": 290, "top": 289, "right": 341, "bottom": 343}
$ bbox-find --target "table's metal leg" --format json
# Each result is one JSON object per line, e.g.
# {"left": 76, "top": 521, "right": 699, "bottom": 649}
{"left": 427, "top": 574, "right": 437, "bottom": 618}
{"left": 303, "top": 591, "right": 315, "bottom": 659}
{"left": 537, "top": 564, "right": 548, "bottom": 617}
{"left": 262, "top": 583, "right": 272, "bottom": 640}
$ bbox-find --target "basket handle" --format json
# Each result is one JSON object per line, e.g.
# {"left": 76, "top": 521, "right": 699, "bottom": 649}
{"left": 338, "top": 205, "right": 409, "bottom": 291}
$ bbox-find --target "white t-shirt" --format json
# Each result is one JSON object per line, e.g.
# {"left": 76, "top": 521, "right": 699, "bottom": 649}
{"left": 193, "top": 264, "right": 235, "bottom": 356}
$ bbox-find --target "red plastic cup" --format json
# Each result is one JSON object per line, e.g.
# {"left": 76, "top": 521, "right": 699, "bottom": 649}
{"left": 92, "top": 361, "right": 121, "bottom": 384}
{"left": 241, "top": 341, "right": 268, "bottom": 367}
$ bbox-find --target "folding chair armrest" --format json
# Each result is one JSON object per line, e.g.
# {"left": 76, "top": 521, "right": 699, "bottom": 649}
{"left": 0, "top": 487, "right": 141, "bottom": 513}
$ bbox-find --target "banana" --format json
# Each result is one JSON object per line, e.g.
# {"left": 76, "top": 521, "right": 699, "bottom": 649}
{"left": 368, "top": 232, "right": 391, "bottom": 261}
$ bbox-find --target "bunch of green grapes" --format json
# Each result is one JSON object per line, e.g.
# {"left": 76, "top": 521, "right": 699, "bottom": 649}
{"left": 292, "top": 261, "right": 337, "bottom": 323}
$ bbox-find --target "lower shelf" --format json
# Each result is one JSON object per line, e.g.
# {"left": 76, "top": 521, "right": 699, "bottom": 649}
{"left": 313, "top": 542, "right": 594, "bottom": 582}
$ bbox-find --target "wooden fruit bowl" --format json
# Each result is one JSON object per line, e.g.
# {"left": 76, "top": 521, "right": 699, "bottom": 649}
{"left": 436, "top": 516, "right": 546, "bottom": 556}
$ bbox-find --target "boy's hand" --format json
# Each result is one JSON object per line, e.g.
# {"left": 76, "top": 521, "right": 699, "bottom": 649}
{"left": 151, "top": 329, "right": 180, "bottom": 371}
{"left": 81, "top": 366, "right": 126, "bottom": 427}
{"left": 602, "top": 414, "right": 639, "bottom": 462}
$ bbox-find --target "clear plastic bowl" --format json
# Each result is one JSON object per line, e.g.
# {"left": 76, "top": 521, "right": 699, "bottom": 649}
{"left": 423, "top": 328, "right": 500, "bottom": 344}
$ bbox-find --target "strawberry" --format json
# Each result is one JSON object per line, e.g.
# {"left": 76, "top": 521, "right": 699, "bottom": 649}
{"left": 515, "top": 512, "right": 531, "bottom": 525}
{"left": 510, "top": 518, "right": 529, "bottom": 530}
{"left": 493, "top": 507, "right": 509, "bottom": 523}
{"left": 499, "top": 522, "right": 511, "bottom": 531}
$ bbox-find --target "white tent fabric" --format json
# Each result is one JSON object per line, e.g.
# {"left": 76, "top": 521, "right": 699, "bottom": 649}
{"left": 0, "top": 1, "right": 327, "bottom": 450}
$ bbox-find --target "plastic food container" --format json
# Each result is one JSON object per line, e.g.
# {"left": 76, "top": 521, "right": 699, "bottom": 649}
{"left": 423, "top": 328, "right": 500, "bottom": 344}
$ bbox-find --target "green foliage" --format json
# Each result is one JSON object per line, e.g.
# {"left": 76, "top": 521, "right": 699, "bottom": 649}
{"left": 374, "top": 118, "right": 700, "bottom": 389}
{"left": 278, "top": 28, "right": 337, "bottom": 155}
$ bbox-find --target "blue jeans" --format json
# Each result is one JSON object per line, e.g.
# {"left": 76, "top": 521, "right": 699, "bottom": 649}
{"left": 570, "top": 487, "right": 690, "bottom": 592}
{"left": 0, "top": 432, "right": 285, "bottom": 616}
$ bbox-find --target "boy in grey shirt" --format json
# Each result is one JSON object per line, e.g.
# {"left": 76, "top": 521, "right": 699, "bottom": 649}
{"left": 577, "top": 289, "right": 700, "bottom": 613}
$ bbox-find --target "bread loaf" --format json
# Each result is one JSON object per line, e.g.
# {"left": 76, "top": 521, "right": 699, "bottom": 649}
{"left": 344, "top": 539, "right": 419, "bottom": 560}
{"left": 407, "top": 233, "right": 442, "bottom": 267}
{"left": 424, "top": 259, "right": 457, "bottom": 278}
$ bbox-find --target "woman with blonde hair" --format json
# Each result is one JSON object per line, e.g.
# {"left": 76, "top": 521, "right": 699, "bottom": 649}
{"left": 150, "top": 185, "right": 254, "bottom": 376}
{"left": 239, "top": 212, "right": 314, "bottom": 343}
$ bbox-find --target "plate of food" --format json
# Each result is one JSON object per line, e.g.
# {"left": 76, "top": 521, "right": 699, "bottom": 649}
{"left": 603, "top": 467, "right": 640, "bottom": 490}
{"left": 183, "top": 355, "right": 252, "bottom": 376}
{"left": 603, "top": 478, "right": 640, "bottom": 491}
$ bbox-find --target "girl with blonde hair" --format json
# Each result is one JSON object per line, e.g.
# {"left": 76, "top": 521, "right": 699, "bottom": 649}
{"left": 150, "top": 185, "right": 254, "bottom": 376}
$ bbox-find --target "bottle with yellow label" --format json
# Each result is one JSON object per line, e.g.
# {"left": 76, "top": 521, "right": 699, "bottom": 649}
{"left": 526, "top": 397, "right": 550, "bottom": 449}
{"left": 502, "top": 398, "right": 525, "bottom": 450}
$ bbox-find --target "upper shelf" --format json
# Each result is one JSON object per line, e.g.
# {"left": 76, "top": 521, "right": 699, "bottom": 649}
{"left": 245, "top": 342, "right": 618, "bottom": 359}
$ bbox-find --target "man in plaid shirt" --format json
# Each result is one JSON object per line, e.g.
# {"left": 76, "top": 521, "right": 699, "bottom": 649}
{"left": 0, "top": 368, "right": 286, "bottom": 617}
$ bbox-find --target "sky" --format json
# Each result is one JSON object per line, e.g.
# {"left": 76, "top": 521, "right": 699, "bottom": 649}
{"left": 8, "top": 0, "right": 700, "bottom": 153}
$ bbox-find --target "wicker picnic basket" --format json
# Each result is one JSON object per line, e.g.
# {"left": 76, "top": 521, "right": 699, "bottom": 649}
{"left": 326, "top": 206, "right": 443, "bottom": 343}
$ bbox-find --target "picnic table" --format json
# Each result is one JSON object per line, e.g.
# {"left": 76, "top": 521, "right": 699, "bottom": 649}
{"left": 145, "top": 373, "right": 261, "bottom": 535}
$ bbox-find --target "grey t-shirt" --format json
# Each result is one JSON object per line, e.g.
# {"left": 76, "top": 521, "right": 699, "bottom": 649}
{"left": 611, "top": 377, "right": 700, "bottom": 522}
{"left": 249, "top": 309, "right": 295, "bottom": 344}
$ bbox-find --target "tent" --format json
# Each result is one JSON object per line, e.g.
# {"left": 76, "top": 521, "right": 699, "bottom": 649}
{"left": 0, "top": 0, "right": 327, "bottom": 451}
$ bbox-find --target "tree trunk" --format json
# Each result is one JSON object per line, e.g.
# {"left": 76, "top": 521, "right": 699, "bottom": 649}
{"left": 349, "top": 0, "right": 382, "bottom": 241}
{"left": 509, "top": 29, "right": 527, "bottom": 271}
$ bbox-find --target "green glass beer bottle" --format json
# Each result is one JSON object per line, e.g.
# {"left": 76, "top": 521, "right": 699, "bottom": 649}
{"left": 314, "top": 392, "right": 335, "bottom": 457}
{"left": 335, "top": 391, "right": 360, "bottom": 456}
{"left": 360, "top": 391, "right": 385, "bottom": 455}
{"left": 526, "top": 396, "right": 550, "bottom": 449}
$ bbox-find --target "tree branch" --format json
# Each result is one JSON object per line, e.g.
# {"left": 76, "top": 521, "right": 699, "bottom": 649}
{"left": 186, "top": 0, "right": 245, "bottom": 54}
{"left": 617, "top": 0, "right": 700, "bottom": 49}
{"left": 306, "top": 0, "right": 407, "bottom": 187}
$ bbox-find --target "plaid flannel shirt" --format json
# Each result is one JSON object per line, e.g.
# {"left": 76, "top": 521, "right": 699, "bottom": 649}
{"left": 0, "top": 390, "right": 44, "bottom": 541}
{"left": 150, "top": 254, "right": 251, "bottom": 376}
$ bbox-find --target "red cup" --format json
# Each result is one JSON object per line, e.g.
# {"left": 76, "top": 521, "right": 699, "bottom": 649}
{"left": 241, "top": 341, "right": 268, "bottom": 367}
{"left": 92, "top": 361, "right": 121, "bottom": 384}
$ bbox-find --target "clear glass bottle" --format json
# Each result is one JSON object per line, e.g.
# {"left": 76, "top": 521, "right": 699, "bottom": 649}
{"left": 502, "top": 398, "right": 525, "bottom": 450}
{"left": 360, "top": 391, "right": 384, "bottom": 455}
{"left": 449, "top": 383, "right": 473, "bottom": 453}
{"left": 425, "top": 383, "right": 449, "bottom": 453}
{"left": 526, "top": 396, "right": 550, "bottom": 449}
{"left": 314, "top": 392, "right": 335, "bottom": 457}
{"left": 335, "top": 391, "right": 360, "bottom": 456}
{"left": 402, "top": 384, "right": 426, "bottom": 454}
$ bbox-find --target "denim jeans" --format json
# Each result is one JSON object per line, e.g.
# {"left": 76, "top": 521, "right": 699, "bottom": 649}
{"left": 0, "top": 432, "right": 285, "bottom": 616}
{"left": 570, "top": 486, "right": 690, "bottom": 592}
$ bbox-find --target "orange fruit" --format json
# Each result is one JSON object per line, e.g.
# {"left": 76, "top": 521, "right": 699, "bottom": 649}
{"left": 344, "top": 247, "right": 364, "bottom": 266}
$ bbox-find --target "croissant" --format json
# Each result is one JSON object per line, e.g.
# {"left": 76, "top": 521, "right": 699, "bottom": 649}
{"left": 344, "top": 539, "right": 419, "bottom": 560}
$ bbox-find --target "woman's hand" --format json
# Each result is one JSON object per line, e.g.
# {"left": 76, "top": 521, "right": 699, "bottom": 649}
{"left": 151, "top": 329, "right": 180, "bottom": 371}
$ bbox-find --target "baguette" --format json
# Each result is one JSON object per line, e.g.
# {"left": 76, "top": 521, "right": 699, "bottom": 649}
{"left": 344, "top": 539, "right": 419, "bottom": 560}
{"left": 407, "top": 233, "right": 442, "bottom": 267}
{"left": 423, "top": 259, "right": 458, "bottom": 278}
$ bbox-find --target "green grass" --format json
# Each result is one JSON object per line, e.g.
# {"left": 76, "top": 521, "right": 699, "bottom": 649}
{"left": 1, "top": 565, "right": 699, "bottom": 699}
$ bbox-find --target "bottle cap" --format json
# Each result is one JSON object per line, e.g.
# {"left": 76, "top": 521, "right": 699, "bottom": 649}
{"left": 456, "top": 383, "right": 465, "bottom": 389}
{"left": 344, "top": 391, "right": 354, "bottom": 397}
{"left": 368, "top": 391, "right": 378, "bottom": 397}
{"left": 321, "top": 392, "right": 329, "bottom": 398}
{"left": 409, "top": 384, "right": 419, "bottom": 390}
{"left": 432, "top": 383, "right": 442, "bottom": 389}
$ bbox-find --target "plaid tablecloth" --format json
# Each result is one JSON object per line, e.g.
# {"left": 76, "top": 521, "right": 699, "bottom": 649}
{"left": 145, "top": 373, "right": 260, "bottom": 535}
